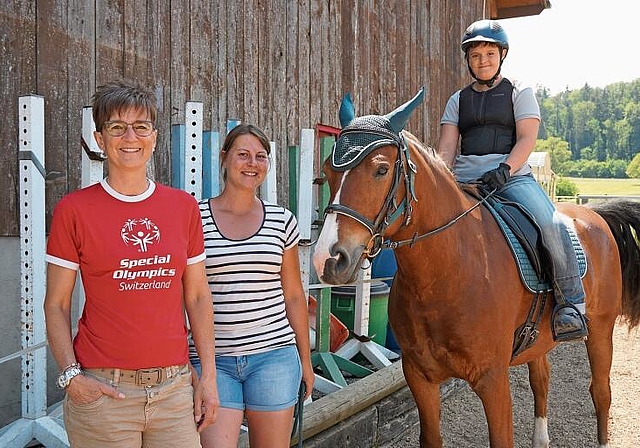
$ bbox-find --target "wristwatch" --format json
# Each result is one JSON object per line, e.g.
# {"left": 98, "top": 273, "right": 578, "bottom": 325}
{"left": 57, "top": 362, "right": 83, "bottom": 389}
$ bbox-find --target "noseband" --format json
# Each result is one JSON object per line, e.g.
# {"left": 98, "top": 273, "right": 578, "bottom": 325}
{"left": 324, "top": 128, "right": 417, "bottom": 258}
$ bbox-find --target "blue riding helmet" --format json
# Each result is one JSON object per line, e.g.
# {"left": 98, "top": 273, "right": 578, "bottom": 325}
{"left": 461, "top": 20, "right": 509, "bottom": 87}
{"left": 461, "top": 19, "right": 509, "bottom": 53}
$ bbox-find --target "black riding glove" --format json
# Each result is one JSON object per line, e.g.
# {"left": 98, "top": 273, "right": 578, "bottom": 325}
{"left": 481, "top": 163, "right": 511, "bottom": 190}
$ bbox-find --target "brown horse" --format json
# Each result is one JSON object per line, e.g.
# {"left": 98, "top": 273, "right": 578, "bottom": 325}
{"left": 312, "top": 90, "right": 640, "bottom": 448}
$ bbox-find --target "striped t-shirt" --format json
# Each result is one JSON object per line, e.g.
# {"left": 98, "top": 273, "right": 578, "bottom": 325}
{"left": 189, "top": 199, "right": 300, "bottom": 358}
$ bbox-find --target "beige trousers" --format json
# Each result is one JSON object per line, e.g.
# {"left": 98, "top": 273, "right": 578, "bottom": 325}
{"left": 63, "top": 369, "right": 200, "bottom": 448}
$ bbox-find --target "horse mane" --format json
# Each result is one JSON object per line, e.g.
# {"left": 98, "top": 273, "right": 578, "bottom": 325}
{"left": 401, "top": 130, "right": 448, "bottom": 172}
{"left": 402, "top": 130, "right": 473, "bottom": 195}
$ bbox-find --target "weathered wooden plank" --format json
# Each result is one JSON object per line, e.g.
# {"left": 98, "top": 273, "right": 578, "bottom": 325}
{"left": 189, "top": 0, "right": 214, "bottom": 125}
{"left": 340, "top": 0, "right": 355, "bottom": 102}
{"left": 170, "top": 0, "right": 189, "bottom": 128}
{"left": 123, "top": 1, "right": 157, "bottom": 179}
{"left": 285, "top": 0, "right": 300, "bottom": 146}
{"left": 428, "top": 0, "right": 444, "bottom": 146}
{"left": 67, "top": 0, "right": 96, "bottom": 192}
{"left": 207, "top": 1, "right": 221, "bottom": 133}
{"left": 215, "top": 0, "right": 228, "bottom": 133}
{"left": 147, "top": 0, "right": 172, "bottom": 184}
{"left": 394, "top": 0, "right": 409, "bottom": 116}
{"left": 243, "top": 0, "right": 259, "bottom": 127}
{"left": 0, "top": 1, "right": 36, "bottom": 235}
{"left": 319, "top": 1, "right": 332, "bottom": 123}
{"left": 271, "top": 0, "right": 288, "bottom": 204}
{"left": 353, "top": 0, "right": 371, "bottom": 115}
{"left": 329, "top": 0, "right": 342, "bottom": 129}
{"left": 37, "top": 0, "right": 69, "bottom": 228}
{"left": 381, "top": 0, "right": 395, "bottom": 117}
{"left": 297, "top": 0, "right": 310, "bottom": 134}
{"left": 123, "top": 1, "right": 148, "bottom": 81}
{"left": 421, "top": 0, "right": 434, "bottom": 145}
{"left": 226, "top": 0, "right": 241, "bottom": 122}
{"left": 96, "top": 0, "right": 123, "bottom": 85}
{"left": 309, "top": 0, "right": 322, "bottom": 126}
{"left": 407, "top": 0, "right": 422, "bottom": 137}
{"left": 368, "top": 0, "right": 380, "bottom": 115}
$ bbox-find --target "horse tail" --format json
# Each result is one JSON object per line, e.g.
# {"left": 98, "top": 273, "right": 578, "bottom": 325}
{"left": 590, "top": 200, "right": 640, "bottom": 328}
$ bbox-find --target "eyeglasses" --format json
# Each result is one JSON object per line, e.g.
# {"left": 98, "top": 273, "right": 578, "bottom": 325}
{"left": 102, "top": 120, "right": 155, "bottom": 137}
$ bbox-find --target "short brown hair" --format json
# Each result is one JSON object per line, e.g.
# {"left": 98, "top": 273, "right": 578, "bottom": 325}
{"left": 92, "top": 79, "right": 157, "bottom": 131}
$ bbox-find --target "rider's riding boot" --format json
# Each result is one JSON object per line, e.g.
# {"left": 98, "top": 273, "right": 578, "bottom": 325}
{"left": 552, "top": 301, "right": 588, "bottom": 342}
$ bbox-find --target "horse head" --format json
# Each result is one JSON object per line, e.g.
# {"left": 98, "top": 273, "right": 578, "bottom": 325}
{"left": 313, "top": 89, "right": 425, "bottom": 284}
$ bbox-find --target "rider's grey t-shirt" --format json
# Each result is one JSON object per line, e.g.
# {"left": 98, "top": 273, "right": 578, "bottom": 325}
{"left": 440, "top": 79, "right": 541, "bottom": 183}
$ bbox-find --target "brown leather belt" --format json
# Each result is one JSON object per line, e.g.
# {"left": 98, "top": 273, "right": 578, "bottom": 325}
{"left": 84, "top": 364, "right": 188, "bottom": 387}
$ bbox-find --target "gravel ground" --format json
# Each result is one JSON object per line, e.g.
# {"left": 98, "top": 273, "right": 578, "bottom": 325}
{"left": 395, "top": 322, "right": 640, "bottom": 448}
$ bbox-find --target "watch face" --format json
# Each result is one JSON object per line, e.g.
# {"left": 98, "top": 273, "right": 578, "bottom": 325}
{"left": 57, "top": 367, "right": 81, "bottom": 389}
{"left": 57, "top": 374, "right": 68, "bottom": 388}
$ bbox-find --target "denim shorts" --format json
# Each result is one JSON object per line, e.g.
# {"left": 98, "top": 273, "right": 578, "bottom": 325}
{"left": 192, "top": 345, "right": 302, "bottom": 412}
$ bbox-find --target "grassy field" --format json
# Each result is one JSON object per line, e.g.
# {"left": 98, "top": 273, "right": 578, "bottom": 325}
{"left": 566, "top": 177, "right": 640, "bottom": 196}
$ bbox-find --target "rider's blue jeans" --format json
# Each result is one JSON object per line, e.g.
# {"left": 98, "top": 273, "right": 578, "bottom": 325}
{"left": 497, "top": 175, "right": 586, "bottom": 309}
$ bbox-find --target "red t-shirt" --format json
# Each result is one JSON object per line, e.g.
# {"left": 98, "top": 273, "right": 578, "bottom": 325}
{"left": 46, "top": 180, "right": 205, "bottom": 369}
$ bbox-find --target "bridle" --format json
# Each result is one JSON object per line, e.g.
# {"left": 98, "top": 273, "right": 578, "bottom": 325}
{"left": 324, "top": 128, "right": 494, "bottom": 259}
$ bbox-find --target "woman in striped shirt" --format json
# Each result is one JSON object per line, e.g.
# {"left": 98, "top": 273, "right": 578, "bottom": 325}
{"left": 190, "top": 124, "right": 314, "bottom": 448}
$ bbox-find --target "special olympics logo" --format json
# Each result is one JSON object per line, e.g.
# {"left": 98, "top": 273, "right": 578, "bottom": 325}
{"left": 121, "top": 218, "right": 161, "bottom": 252}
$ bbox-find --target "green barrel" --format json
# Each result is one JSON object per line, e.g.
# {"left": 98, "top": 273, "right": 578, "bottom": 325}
{"left": 330, "top": 282, "right": 389, "bottom": 346}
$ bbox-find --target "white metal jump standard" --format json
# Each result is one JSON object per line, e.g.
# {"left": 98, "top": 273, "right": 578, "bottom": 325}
{"left": 76, "top": 107, "right": 107, "bottom": 314}
{"left": 0, "top": 95, "right": 69, "bottom": 448}
{"left": 80, "top": 106, "right": 106, "bottom": 188}
{"left": 184, "top": 102, "right": 204, "bottom": 200}
{"left": 333, "top": 267, "right": 400, "bottom": 369}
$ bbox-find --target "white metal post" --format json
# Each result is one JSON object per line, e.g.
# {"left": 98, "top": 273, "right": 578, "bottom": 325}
{"left": 78, "top": 107, "right": 106, "bottom": 315}
{"left": 297, "top": 129, "right": 315, "bottom": 297}
{"left": 81, "top": 106, "right": 105, "bottom": 187}
{"left": 260, "top": 141, "right": 278, "bottom": 203}
{"left": 202, "top": 130, "right": 221, "bottom": 198}
{"left": 353, "top": 266, "right": 372, "bottom": 337}
{"left": 19, "top": 95, "right": 47, "bottom": 420}
{"left": 334, "top": 264, "right": 399, "bottom": 369}
{"left": 184, "top": 102, "right": 203, "bottom": 199}
{"left": 1, "top": 95, "right": 70, "bottom": 447}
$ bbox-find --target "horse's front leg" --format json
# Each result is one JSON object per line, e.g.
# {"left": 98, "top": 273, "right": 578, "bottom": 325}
{"left": 403, "top": 357, "right": 443, "bottom": 448}
{"left": 528, "top": 356, "right": 551, "bottom": 448}
{"left": 472, "top": 367, "right": 514, "bottom": 448}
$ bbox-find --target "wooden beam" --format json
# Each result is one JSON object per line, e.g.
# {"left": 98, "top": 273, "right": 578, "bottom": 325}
{"left": 490, "top": 0, "right": 550, "bottom": 19}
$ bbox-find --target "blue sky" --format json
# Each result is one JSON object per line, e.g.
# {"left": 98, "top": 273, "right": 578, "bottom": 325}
{"left": 499, "top": 0, "right": 638, "bottom": 93}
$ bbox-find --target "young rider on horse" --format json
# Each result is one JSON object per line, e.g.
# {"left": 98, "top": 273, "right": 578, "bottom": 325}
{"left": 436, "top": 19, "right": 588, "bottom": 342}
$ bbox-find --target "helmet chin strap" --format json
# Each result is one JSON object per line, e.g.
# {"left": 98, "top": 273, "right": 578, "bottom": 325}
{"left": 468, "top": 62, "right": 503, "bottom": 88}
{"left": 467, "top": 50, "right": 507, "bottom": 88}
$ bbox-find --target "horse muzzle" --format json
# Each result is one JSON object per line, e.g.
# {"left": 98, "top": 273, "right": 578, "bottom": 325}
{"left": 317, "top": 243, "right": 365, "bottom": 285}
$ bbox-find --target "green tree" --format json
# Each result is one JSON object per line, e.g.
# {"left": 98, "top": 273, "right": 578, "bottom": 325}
{"left": 537, "top": 78, "right": 640, "bottom": 164}
{"left": 626, "top": 152, "right": 640, "bottom": 178}
{"left": 535, "top": 137, "right": 571, "bottom": 173}
{"left": 556, "top": 177, "right": 578, "bottom": 197}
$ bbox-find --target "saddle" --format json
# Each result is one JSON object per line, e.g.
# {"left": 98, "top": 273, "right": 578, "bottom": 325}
{"left": 467, "top": 186, "right": 587, "bottom": 358}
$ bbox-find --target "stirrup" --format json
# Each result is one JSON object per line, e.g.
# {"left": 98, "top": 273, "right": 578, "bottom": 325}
{"left": 551, "top": 303, "right": 588, "bottom": 342}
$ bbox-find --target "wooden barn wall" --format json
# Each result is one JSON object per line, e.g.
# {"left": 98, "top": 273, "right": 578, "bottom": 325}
{"left": 0, "top": 0, "right": 483, "bottom": 236}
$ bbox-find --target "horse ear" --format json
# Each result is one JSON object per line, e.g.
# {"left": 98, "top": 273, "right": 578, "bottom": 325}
{"left": 385, "top": 87, "right": 425, "bottom": 133}
{"left": 339, "top": 92, "right": 356, "bottom": 128}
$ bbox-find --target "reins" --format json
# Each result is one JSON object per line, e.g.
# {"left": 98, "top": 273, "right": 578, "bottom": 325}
{"left": 384, "top": 188, "right": 495, "bottom": 250}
